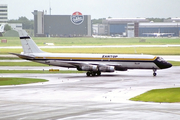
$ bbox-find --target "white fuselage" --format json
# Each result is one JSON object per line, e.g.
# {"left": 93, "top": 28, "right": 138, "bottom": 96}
{"left": 27, "top": 53, "right": 159, "bottom": 70}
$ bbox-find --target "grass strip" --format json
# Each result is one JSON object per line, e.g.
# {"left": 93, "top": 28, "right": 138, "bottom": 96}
{"left": 0, "top": 47, "right": 180, "bottom": 55}
{"left": 130, "top": 87, "right": 180, "bottom": 103}
{"left": 1, "top": 37, "right": 180, "bottom": 46}
{"left": 42, "top": 47, "right": 180, "bottom": 55}
{"left": 0, "top": 78, "right": 48, "bottom": 86}
{"left": 0, "top": 57, "right": 20, "bottom": 60}
{"left": 168, "top": 61, "right": 180, "bottom": 66}
{"left": 0, "top": 70, "right": 85, "bottom": 73}
{"left": 0, "top": 62, "right": 48, "bottom": 66}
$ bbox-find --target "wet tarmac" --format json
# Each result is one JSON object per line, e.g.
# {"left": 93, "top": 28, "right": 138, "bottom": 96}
{"left": 0, "top": 67, "right": 180, "bottom": 120}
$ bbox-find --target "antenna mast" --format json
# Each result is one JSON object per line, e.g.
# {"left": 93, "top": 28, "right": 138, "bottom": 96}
{"left": 49, "top": 0, "right": 51, "bottom": 15}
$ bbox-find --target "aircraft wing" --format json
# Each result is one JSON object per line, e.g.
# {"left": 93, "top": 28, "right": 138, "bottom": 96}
{"left": 52, "top": 60, "right": 125, "bottom": 71}
{"left": 143, "top": 33, "right": 174, "bottom": 36}
{"left": 143, "top": 33, "right": 157, "bottom": 35}
{"left": 160, "top": 33, "right": 174, "bottom": 35}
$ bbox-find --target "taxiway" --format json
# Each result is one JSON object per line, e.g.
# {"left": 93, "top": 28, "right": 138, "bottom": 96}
{"left": 0, "top": 67, "right": 180, "bottom": 119}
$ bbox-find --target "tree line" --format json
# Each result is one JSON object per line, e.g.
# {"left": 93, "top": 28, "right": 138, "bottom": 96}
{"left": 92, "top": 18, "right": 172, "bottom": 24}
{"left": 8, "top": 16, "right": 34, "bottom": 29}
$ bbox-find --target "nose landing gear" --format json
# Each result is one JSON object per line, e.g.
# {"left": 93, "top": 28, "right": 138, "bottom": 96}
{"left": 153, "top": 69, "right": 157, "bottom": 76}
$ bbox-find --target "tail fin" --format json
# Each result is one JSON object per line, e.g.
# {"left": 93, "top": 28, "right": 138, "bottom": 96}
{"left": 17, "top": 30, "right": 45, "bottom": 54}
{"left": 0, "top": 24, "right": 5, "bottom": 33}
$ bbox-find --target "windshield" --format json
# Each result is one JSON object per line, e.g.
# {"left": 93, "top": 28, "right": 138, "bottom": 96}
{"left": 157, "top": 57, "right": 166, "bottom": 62}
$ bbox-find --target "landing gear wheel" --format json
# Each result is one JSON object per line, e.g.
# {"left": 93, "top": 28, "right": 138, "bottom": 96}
{"left": 86, "top": 71, "right": 101, "bottom": 77}
{"left": 153, "top": 69, "right": 157, "bottom": 76}
{"left": 86, "top": 72, "right": 91, "bottom": 77}
{"left": 92, "top": 72, "right": 96, "bottom": 76}
{"left": 97, "top": 71, "right": 101, "bottom": 76}
{"left": 153, "top": 73, "right": 157, "bottom": 76}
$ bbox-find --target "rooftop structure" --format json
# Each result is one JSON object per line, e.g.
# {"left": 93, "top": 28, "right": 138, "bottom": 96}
{"left": 103, "top": 18, "right": 149, "bottom": 24}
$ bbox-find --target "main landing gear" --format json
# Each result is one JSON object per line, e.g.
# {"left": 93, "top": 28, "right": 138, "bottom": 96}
{"left": 86, "top": 71, "right": 101, "bottom": 77}
{"left": 153, "top": 69, "right": 157, "bottom": 76}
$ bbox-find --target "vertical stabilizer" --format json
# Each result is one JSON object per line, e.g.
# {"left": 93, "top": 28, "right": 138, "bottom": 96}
{"left": 17, "top": 30, "right": 45, "bottom": 54}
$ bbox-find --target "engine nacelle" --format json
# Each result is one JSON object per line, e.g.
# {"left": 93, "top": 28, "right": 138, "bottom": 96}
{"left": 115, "top": 65, "right": 128, "bottom": 71}
{"left": 77, "top": 65, "right": 98, "bottom": 71}
{"left": 98, "top": 66, "right": 115, "bottom": 72}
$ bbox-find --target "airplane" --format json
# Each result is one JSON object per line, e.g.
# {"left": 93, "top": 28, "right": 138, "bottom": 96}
{"left": 10, "top": 30, "right": 172, "bottom": 77}
{"left": 0, "top": 23, "right": 5, "bottom": 36}
{"left": 0, "top": 23, "right": 5, "bottom": 33}
{"left": 143, "top": 29, "right": 174, "bottom": 37}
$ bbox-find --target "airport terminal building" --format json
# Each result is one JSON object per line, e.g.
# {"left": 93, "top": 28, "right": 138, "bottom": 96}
{"left": 32, "top": 10, "right": 91, "bottom": 37}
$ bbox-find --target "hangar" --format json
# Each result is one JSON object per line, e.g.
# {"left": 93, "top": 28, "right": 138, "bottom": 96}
{"left": 139, "top": 22, "right": 180, "bottom": 37}
{"left": 93, "top": 18, "right": 180, "bottom": 37}
{"left": 93, "top": 18, "right": 149, "bottom": 37}
{"left": 32, "top": 10, "right": 91, "bottom": 37}
{"left": 32, "top": 10, "right": 180, "bottom": 38}
{"left": 102, "top": 18, "right": 149, "bottom": 37}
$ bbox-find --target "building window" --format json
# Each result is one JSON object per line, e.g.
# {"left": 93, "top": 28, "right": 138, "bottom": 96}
{"left": 0, "top": 17, "right": 7, "bottom": 19}
{"left": 0, "top": 10, "right": 7, "bottom": 12}
{"left": 0, "top": 6, "right": 7, "bottom": 8}
{"left": 0, "top": 13, "right": 7, "bottom": 15}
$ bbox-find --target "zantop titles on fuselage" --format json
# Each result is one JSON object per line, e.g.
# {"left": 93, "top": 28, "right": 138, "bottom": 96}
{"left": 102, "top": 55, "right": 118, "bottom": 58}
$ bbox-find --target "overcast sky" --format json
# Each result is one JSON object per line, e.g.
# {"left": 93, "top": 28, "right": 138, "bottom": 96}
{"left": 1, "top": 0, "right": 180, "bottom": 20}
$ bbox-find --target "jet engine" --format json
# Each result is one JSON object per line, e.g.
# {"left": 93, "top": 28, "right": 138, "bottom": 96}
{"left": 115, "top": 65, "right": 128, "bottom": 71}
{"left": 98, "top": 66, "right": 115, "bottom": 72}
{"left": 77, "top": 65, "right": 98, "bottom": 71}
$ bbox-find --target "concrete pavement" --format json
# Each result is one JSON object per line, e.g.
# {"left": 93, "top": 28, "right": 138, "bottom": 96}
{"left": 0, "top": 67, "right": 180, "bottom": 119}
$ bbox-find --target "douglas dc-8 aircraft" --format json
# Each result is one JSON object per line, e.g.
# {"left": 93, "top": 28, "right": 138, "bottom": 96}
{"left": 11, "top": 30, "right": 172, "bottom": 76}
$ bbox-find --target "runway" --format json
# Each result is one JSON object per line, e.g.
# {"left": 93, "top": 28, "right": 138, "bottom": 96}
{"left": 0, "top": 67, "right": 180, "bottom": 119}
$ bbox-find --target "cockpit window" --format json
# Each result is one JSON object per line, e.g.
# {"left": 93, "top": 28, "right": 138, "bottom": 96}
{"left": 157, "top": 57, "right": 166, "bottom": 62}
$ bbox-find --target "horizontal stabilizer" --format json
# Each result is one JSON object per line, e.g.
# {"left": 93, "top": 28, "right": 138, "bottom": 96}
{"left": 9, "top": 53, "right": 35, "bottom": 60}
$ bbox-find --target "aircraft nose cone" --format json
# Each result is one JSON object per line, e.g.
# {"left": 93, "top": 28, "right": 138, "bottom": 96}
{"left": 165, "top": 62, "right": 172, "bottom": 68}
{"left": 157, "top": 62, "right": 172, "bottom": 69}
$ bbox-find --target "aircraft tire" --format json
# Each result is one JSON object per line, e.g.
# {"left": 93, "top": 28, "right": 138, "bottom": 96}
{"left": 153, "top": 73, "right": 157, "bottom": 76}
{"left": 97, "top": 71, "right": 101, "bottom": 76}
{"left": 92, "top": 72, "right": 96, "bottom": 76}
{"left": 86, "top": 72, "right": 91, "bottom": 77}
{"left": 86, "top": 71, "right": 101, "bottom": 77}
